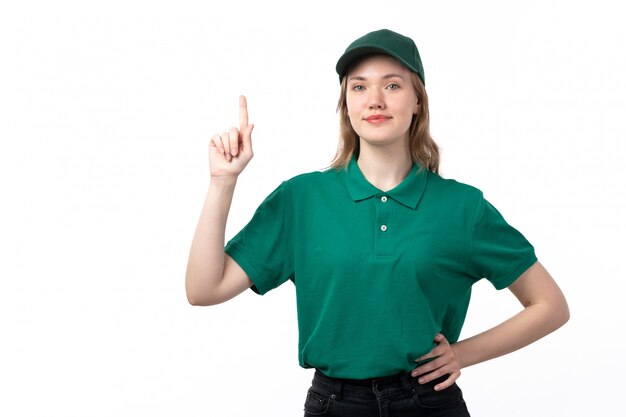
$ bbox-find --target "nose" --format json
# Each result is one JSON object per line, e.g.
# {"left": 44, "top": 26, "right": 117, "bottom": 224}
{"left": 367, "top": 89, "right": 385, "bottom": 110}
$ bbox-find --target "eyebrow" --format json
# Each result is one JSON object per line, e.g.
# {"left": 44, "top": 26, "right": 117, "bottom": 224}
{"left": 348, "top": 73, "right": 407, "bottom": 82}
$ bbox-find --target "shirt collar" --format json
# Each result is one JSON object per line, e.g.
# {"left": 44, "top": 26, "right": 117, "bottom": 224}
{"left": 343, "top": 155, "right": 428, "bottom": 210}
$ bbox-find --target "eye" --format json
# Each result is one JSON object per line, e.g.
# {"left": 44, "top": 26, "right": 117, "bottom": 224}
{"left": 387, "top": 83, "right": 400, "bottom": 90}
{"left": 352, "top": 84, "right": 365, "bottom": 91}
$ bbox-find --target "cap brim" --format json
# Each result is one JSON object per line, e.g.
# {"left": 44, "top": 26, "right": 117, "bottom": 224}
{"left": 335, "top": 45, "right": 418, "bottom": 81}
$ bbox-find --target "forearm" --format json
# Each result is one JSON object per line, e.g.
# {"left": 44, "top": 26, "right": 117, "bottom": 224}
{"left": 452, "top": 297, "right": 569, "bottom": 369}
{"left": 413, "top": 262, "right": 569, "bottom": 391}
{"left": 185, "top": 176, "right": 237, "bottom": 303}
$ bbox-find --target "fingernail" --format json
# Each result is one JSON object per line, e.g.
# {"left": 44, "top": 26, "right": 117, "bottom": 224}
{"left": 418, "top": 378, "right": 425, "bottom": 384}
{"left": 232, "top": 148, "right": 238, "bottom": 156}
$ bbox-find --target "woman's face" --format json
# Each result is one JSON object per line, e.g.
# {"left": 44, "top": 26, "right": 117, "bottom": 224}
{"left": 345, "top": 54, "right": 419, "bottom": 149}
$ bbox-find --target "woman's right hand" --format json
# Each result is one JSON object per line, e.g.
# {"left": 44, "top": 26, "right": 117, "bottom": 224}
{"left": 209, "top": 95, "right": 255, "bottom": 179}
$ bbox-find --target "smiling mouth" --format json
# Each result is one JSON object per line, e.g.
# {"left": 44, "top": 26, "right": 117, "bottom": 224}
{"left": 365, "top": 115, "right": 391, "bottom": 123}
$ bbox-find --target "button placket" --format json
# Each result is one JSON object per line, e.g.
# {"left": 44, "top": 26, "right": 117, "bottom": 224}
{"left": 374, "top": 194, "right": 393, "bottom": 257}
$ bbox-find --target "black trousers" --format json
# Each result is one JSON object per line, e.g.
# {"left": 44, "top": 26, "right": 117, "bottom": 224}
{"left": 303, "top": 369, "right": 471, "bottom": 417}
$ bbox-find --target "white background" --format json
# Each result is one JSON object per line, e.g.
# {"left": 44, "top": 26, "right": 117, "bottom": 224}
{"left": 1, "top": 0, "right": 624, "bottom": 416}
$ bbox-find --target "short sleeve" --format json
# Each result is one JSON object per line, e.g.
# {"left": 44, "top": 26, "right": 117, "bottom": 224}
{"left": 466, "top": 192, "right": 538, "bottom": 290}
{"left": 224, "top": 181, "right": 295, "bottom": 295}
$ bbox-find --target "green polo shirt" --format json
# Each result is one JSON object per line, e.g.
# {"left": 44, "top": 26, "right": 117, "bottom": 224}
{"left": 224, "top": 156, "right": 537, "bottom": 379}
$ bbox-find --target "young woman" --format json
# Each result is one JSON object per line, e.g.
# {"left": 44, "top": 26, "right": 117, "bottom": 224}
{"left": 186, "top": 29, "right": 569, "bottom": 417}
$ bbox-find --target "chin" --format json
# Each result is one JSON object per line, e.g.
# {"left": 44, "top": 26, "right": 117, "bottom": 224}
{"left": 358, "top": 130, "right": 402, "bottom": 142}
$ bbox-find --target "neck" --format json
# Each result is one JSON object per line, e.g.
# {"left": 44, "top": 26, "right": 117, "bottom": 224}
{"left": 356, "top": 140, "right": 413, "bottom": 192}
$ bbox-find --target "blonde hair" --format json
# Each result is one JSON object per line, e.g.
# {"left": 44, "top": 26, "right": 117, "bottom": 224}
{"left": 329, "top": 69, "right": 440, "bottom": 174}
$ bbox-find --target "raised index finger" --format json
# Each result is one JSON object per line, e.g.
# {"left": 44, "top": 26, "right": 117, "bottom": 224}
{"left": 239, "top": 95, "right": 249, "bottom": 131}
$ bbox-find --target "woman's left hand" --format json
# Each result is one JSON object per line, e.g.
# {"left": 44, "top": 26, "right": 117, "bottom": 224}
{"left": 411, "top": 333, "right": 462, "bottom": 391}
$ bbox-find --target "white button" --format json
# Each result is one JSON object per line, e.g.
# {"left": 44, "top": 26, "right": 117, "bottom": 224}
{"left": 381, "top": 196, "right": 388, "bottom": 202}
{"left": 380, "top": 225, "right": 388, "bottom": 232}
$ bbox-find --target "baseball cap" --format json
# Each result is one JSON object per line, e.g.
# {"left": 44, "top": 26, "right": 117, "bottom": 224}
{"left": 335, "top": 29, "right": 425, "bottom": 85}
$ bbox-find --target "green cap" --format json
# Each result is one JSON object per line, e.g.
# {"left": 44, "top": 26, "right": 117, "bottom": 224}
{"left": 336, "top": 29, "right": 425, "bottom": 85}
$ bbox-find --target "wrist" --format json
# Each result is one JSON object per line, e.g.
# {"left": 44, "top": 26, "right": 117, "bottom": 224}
{"left": 210, "top": 175, "right": 238, "bottom": 188}
{"left": 450, "top": 342, "right": 467, "bottom": 369}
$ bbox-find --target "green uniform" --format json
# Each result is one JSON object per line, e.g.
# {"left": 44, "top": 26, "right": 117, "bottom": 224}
{"left": 225, "top": 156, "right": 537, "bottom": 379}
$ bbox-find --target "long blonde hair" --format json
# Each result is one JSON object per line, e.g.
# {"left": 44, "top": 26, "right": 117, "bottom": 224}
{"left": 329, "top": 69, "right": 440, "bottom": 174}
